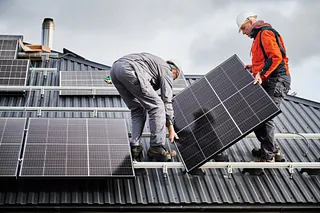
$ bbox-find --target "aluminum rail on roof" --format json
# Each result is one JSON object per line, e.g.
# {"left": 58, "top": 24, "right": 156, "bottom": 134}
{"left": 0, "top": 107, "right": 320, "bottom": 138}
{"left": 133, "top": 162, "right": 320, "bottom": 169}
{"left": 133, "top": 162, "right": 320, "bottom": 178}
{"left": 133, "top": 132, "right": 320, "bottom": 139}
{"left": 17, "top": 52, "right": 59, "bottom": 57}
{"left": 0, "top": 86, "right": 184, "bottom": 94}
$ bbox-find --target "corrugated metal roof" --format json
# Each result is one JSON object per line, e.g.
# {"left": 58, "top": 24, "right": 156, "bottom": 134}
{"left": 0, "top": 54, "right": 319, "bottom": 211}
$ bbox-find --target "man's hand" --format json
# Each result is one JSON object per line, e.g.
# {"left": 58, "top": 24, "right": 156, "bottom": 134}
{"left": 254, "top": 72, "right": 262, "bottom": 85}
{"left": 168, "top": 125, "right": 179, "bottom": 143}
{"left": 244, "top": 64, "right": 252, "bottom": 72}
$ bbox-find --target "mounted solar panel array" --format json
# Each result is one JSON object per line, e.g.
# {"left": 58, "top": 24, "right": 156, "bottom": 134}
{"left": 0, "top": 118, "right": 26, "bottom": 177}
{"left": 173, "top": 54, "right": 281, "bottom": 172}
{"left": 59, "top": 71, "right": 114, "bottom": 96}
{"left": 0, "top": 40, "right": 19, "bottom": 59}
{"left": 0, "top": 59, "right": 30, "bottom": 86}
{"left": 20, "top": 118, "right": 135, "bottom": 178}
{"left": 0, "top": 35, "right": 23, "bottom": 60}
{"left": 59, "top": 70, "right": 188, "bottom": 96}
{"left": 0, "top": 35, "right": 23, "bottom": 40}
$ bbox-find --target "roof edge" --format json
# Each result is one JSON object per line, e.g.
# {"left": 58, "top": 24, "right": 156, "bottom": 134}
{"left": 1, "top": 204, "right": 319, "bottom": 212}
{"left": 59, "top": 48, "right": 111, "bottom": 70}
{"left": 285, "top": 95, "right": 320, "bottom": 109}
{"left": 22, "top": 41, "right": 111, "bottom": 70}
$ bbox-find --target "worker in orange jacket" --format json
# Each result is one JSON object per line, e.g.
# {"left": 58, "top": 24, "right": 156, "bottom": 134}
{"left": 237, "top": 12, "right": 291, "bottom": 162}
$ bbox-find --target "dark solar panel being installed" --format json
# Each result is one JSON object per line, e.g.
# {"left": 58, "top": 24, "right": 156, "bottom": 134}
{"left": 0, "top": 118, "right": 26, "bottom": 177}
{"left": 20, "top": 118, "right": 135, "bottom": 178}
{"left": 172, "top": 54, "right": 281, "bottom": 172}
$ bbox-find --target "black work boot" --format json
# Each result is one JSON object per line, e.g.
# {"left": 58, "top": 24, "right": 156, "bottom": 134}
{"left": 131, "top": 144, "right": 143, "bottom": 161}
{"left": 252, "top": 148, "right": 263, "bottom": 158}
{"left": 147, "top": 146, "right": 176, "bottom": 162}
{"left": 252, "top": 146, "right": 285, "bottom": 162}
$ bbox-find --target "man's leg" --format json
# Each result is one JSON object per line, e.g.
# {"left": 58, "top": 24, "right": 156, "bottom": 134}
{"left": 126, "top": 84, "right": 166, "bottom": 148}
{"left": 111, "top": 62, "right": 172, "bottom": 160}
{"left": 254, "top": 119, "right": 276, "bottom": 161}
{"left": 255, "top": 75, "right": 291, "bottom": 161}
{"left": 130, "top": 87, "right": 173, "bottom": 161}
{"left": 110, "top": 62, "right": 146, "bottom": 159}
{"left": 253, "top": 122, "right": 274, "bottom": 160}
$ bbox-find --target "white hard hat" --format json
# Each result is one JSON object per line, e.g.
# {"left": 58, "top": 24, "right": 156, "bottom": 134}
{"left": 166, "top": 59, "right": 182, "bottom": 74}
{"left": 236, "top": 11, "right": 257, "bottom": 32}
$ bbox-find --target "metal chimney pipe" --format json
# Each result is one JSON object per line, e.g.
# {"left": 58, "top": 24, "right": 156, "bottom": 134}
{"left": 41, "top": 18, "right": 54, "bottom": 49}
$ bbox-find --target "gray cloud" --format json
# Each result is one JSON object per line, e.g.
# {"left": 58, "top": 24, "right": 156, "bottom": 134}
{"left": 0, "top": 0, "right": 319, "bottom": 102}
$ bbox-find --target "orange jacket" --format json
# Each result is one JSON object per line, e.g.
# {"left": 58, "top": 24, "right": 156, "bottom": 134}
{"left": 250, "top": 22, "right": 290, "bottom": 80}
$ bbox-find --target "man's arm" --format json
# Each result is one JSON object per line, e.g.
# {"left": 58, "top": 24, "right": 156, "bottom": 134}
{"left": 159, "top": 66, "right": 174, "bottom": 125}
{"left": 159, "top": 66, "right": 179, "bottom": 142}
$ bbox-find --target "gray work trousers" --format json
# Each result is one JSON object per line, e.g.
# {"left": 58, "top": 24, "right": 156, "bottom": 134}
{"left": 254, "top": 74, "right": 291, "bottom": 160}
{"left": 110, "top": 61, "right": 166, "bottom": 147}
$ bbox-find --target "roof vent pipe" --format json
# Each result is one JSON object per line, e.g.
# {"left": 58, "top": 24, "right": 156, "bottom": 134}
{"left": 41, "top": 18, "right": 54, "bottom": 49}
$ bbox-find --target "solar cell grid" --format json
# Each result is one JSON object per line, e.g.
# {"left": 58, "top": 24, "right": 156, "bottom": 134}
{"left": 173, "top": 54, "right": 281, "bottom": 172}
{"left": 0, "top": 59, "right": 29, "bottom": 87}
{"left": 0, "top": 118, "right": 26, "bottom": 177}
{"left": 0, "top": 40, "right": 18, "bottom": 59}
{"left": 60, "top": 70, "right": 188, "bottom": 96}
{"left": 60, "top": 71, "right": 114, "bottom": 95}
{"left": 0, "top": 35, "right": 23, "bottom": 40}
{"left": 20, "top": 118, "right": 135, "bottom": 178}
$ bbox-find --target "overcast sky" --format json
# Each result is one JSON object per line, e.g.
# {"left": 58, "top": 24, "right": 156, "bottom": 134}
{"left": 0, "top": 0, "right": 319, "bottom": 102}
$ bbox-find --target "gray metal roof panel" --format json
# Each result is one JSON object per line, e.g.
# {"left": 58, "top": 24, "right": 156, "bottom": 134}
{"left": 0, "top": 54, "right": 319, "bottom": 211}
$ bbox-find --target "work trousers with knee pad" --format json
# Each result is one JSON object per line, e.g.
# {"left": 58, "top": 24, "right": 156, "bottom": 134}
{"left": 110, "top": 61, "right": 166, "bottom": 147}
{"left": 254, "top": 74, "right": 291, "bottom": 160}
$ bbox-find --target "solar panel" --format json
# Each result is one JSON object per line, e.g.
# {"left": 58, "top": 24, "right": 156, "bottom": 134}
{"left": 20, "top": 118, "right": 135, "bottom": 178}
{"left": 0, "top": 118, "right": 26, "bottom": 177}
{"left": 0, "top": 40, "right": 19, "bottom": 59}
{"left": 173, "top": 54, "right": 281, "bottom": 172}
{"left": 59, "top": 70, "right": 188, "bottom": 96}
{"left": 0, "top": 59, "right": 30, "bottom": 86}
{"left": 0, "top": 35, "right": 23, "bottom": 40}
{"left": 59, "top": 71, "right": 114, "bottom": 96}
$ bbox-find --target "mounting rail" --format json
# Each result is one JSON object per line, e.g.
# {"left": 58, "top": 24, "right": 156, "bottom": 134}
{"left": 133, "top": 161, "right": 320, "bottom": 178}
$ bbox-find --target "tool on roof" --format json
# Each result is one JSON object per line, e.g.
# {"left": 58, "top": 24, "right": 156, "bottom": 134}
{"left": 104, "top": 76, "right": 113, "bottom": 84}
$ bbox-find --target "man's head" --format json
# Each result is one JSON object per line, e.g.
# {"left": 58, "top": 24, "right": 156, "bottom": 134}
{"left": 166, "top": 59, "right": 181, "bottom": 80}
{"left": 236, "top": 12, "right": 257, "bottom": 37}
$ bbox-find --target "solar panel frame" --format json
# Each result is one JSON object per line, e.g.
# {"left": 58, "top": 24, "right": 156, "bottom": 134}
{"left": 59, "top": 70, "right": 115, "bottom": 96}
{"left": 0, "top": 35, "right": 23, "bottom": 40}
{"left": 173, "top": 54, "right": 281, "bottom": 172}
{"left": 0, "top": 40, "right": 19, "bottom": 59}
{"left": 0, "top": 59, "right": 30, "bottom": 87}
{"left": 59, "top": 69, "right": 188, "bottom": 96}
{"left": 20, "top": 118, "right": 135, "bottom": 178}
{"left": 0, "top": 118, "right": 27, "bottom": 177}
